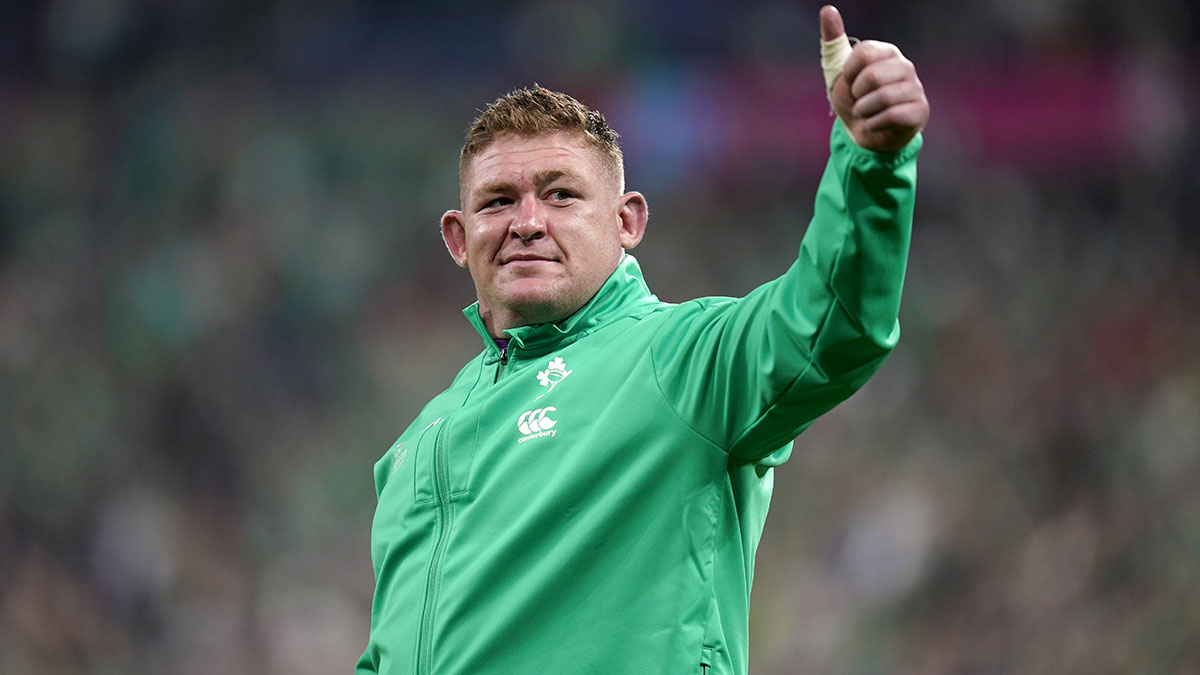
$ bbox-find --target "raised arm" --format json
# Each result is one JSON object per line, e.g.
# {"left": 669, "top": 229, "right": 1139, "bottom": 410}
{"left": 651, "top": 6, "right": 928, "bottom": 461}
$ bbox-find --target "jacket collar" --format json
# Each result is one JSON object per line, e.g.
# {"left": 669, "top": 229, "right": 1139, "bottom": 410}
{"left": 463, "top": 254, "right": 659, "bottom": 360}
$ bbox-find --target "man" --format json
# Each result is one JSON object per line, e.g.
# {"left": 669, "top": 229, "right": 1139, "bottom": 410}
{"left": 358, "top": 6, "right": 928, "bottom": 674}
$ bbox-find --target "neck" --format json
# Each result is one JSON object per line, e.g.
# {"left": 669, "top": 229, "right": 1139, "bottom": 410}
{"left": 478, "top": 298, "right": 585, "bottom": 338}
{"left": 478, "top": 304, "right": 509, "bottom": 338}
{"left": 477, "top": 303, "right": 542, "bottom": 338}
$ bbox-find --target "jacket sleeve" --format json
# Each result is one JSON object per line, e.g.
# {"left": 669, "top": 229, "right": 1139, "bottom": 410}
{"left": 651, "top": 119, "right": 921, "bottom": 461}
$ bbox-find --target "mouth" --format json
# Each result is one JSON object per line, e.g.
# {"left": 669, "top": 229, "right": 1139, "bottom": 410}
{"left": 500, "top": 253, "right": 558, "bottom": 265}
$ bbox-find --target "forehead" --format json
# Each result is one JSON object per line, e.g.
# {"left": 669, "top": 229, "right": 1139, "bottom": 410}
{"left": 464, "top": 131, "right": 610, "bottom": 193}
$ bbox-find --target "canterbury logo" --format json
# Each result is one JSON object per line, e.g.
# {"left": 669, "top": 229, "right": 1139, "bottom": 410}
{"left": 517, "top": 407, "right": 557, "bottom": 434}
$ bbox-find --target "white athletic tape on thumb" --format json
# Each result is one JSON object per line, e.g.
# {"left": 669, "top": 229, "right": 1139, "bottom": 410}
{"left": 821, "top": 34, "right": 853, "bottom": 97}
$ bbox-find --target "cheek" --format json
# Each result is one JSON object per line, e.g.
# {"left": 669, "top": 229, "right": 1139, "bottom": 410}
{"left": 573, "top": 218, "right": 623, "bottom": 257}
{"left": 466, "top": 224, "right": 501, "bottom": 258}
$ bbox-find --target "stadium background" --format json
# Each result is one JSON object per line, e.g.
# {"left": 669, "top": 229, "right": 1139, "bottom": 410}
{"left": 2, "top": 0, "right": 1198, "bottom": 672}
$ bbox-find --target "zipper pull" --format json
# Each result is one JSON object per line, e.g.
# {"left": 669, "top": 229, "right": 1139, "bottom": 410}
{"left": 493, "top": 346, "right": 509, "bottom": 384}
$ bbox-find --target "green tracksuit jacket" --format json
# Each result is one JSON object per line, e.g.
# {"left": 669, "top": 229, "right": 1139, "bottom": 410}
{"left": 358, "top": 121, "right": 921, "bottom": 675}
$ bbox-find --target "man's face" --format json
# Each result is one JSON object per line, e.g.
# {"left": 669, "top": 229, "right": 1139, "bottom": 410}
{"left": 442, "top": 131, "right": 646, "bottom": 335}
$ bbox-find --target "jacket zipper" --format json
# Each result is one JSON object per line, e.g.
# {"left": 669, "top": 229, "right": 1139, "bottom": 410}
{"left": 494, "top": 346, "right": 509, "bottom": 383}
{"left": 416, "top": 421, "right": 452, "bottom": 675}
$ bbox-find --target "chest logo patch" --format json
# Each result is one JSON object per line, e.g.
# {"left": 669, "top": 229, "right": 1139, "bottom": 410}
{"left": 535, "top": 357, "right": 572, "bottom": 398}
{"left": 517, "top": 407, "right": 558, "bottom": 442}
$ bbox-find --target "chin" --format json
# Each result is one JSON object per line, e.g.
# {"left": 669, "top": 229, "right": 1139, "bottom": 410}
{"left": 507, "top": 297, "right": 569, "bottom": 324}
{"left": 500, "top": 288, "right": 583, "bottom": 326}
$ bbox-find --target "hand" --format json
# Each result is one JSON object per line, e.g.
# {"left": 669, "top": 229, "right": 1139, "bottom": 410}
{"left": 821, "top": 5, "right": 929, "bottom": 152}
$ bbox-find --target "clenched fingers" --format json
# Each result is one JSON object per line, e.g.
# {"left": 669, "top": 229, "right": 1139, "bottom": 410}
{"left": 841, "top": 41, "right": 904, "bottom": 91}
{"left": 858, "top": 100, "right": 930, "bottom": 134}
{"left": 846, "top": 50, "right": 916, "bottom": 100}
{"left": 851, "top": 76, "right": 926, "bottom": 120}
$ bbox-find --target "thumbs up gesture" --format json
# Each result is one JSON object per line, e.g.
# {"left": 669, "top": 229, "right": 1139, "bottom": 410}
{"left": 821, "top": 5, "right": 929, "bottom": 152}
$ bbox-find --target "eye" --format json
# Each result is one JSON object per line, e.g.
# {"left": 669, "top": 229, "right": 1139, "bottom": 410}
{"left": 546, "top": 189, "right": 575, "bottom": 202}
{"left": 480, "top": 196, "right": 511, "bottom": 211}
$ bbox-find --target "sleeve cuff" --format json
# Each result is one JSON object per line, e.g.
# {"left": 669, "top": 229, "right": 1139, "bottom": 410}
{"left": 831, "top": 118, "right": 923, "bottom": 169}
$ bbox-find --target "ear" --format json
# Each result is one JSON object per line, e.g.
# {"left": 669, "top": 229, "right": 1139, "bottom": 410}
{"left": 441, "top": 210, "right": 469, "bottom": 267}
{"left": 616, "top": 192, "right": 648, "bottom": 250}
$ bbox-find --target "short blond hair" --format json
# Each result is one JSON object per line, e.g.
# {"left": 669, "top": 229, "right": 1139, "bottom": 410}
{"left": 459, "top": 84, "right": 624, "bottom": 190}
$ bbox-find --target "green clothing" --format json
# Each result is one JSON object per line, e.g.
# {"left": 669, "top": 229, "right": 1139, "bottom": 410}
{"left": 358, "top": 121, "right": 921, "bottom": 675}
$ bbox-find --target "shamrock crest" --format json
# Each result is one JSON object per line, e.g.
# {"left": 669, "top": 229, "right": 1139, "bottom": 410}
{"left": 535, "top": 357, "right": 572, "bottom": 395}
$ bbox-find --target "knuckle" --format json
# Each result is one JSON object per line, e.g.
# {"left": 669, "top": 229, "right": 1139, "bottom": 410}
{"left": 860, "top": 40, "right": 900, "bottom": 58}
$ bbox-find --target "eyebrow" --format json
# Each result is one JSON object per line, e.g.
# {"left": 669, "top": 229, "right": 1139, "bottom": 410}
{"left": 475, "top": 169, "right": 578, "bottom": 198}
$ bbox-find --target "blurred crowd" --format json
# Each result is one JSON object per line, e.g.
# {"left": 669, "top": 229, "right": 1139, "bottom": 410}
{"left": 2, "top": 1, "right": 1198, "bottom": 673}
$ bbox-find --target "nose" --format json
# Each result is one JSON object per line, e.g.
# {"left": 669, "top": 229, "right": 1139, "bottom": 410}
{"left": 510, "top": 194, "right": 546, "bottom": 242}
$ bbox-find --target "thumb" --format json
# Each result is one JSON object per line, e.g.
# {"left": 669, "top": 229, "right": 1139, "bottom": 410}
{"left": 820, "top": 5, "right": 852, "bottom": 97}
{"left": 819, "top": 5, "right": 845, "bottom": 42}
